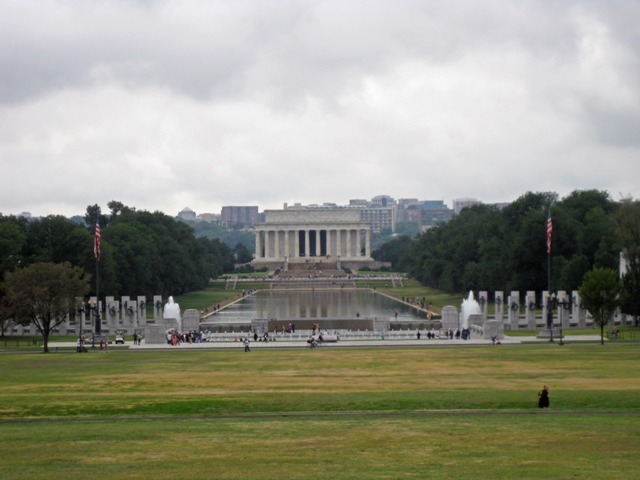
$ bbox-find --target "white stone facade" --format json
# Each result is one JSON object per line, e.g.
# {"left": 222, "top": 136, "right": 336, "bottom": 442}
{"left": 253, "top": 208, "right": 372, "bottom": 262}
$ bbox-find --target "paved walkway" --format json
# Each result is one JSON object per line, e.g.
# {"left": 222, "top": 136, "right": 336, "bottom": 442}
{"left": 48, "top": 335, "right": 605, "bottom": 351}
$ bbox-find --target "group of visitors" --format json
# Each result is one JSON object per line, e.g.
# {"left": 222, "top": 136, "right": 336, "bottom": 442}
{"left": 76, "top": 336, "right": 88, "bottom": 353}
{"left": 415, "top": 328, "right": 472, "bottom": 340}
{"left": 253, "top": 332, "right": 276, "bottom": 342}
{"left": 202, "top": 303, "right": 221, "bottom": 315}
{"left": 76, "top": 335, "right": 110, "bottom": 352}
{"left": 402, "top": 296, "right": 433, "bottom": 311}
{"left": 166, "top": 330, "right": 204, "bottom": 345}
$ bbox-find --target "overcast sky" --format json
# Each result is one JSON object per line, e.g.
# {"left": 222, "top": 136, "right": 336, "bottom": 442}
{"left": 1, "top": 0, "right": 639, "bottom": 218}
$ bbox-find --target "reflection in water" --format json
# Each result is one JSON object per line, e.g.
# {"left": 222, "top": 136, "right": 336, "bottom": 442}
{"left": 207, "top": 289, "right": 425, "bottom": 324}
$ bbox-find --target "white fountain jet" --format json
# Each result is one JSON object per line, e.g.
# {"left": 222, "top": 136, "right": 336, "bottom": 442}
{"left": 163, "top": 296, "right": 182, "bottom": 331}
{"left": 460, "top": 290, "right": 481, "bottom": 329}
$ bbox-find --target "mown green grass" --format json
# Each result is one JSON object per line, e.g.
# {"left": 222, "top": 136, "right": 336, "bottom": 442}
{"left": 1, "top": 414, "right": 638, "bottom": 480}
{"left": 1, "top": 345, "right": 639, "bottom": 419}
{"left": 0, "top": 344, "right": 639, "bottom": 479}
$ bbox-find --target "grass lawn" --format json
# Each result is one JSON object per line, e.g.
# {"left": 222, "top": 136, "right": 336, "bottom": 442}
{"left": 0, "top": 344, "right": 639, "bottom": 479}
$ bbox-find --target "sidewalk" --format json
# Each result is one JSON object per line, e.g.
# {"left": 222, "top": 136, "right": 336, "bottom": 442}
{"left": 47, "top": 334, "right": 605, "bottom": 351}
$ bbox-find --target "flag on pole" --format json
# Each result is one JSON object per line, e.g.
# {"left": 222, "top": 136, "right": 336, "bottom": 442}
{"left": 546, "top": 210, "right": 553, "bottom": 254}
{"left": 94, "top": 222, "right": 101, "bottom": 262}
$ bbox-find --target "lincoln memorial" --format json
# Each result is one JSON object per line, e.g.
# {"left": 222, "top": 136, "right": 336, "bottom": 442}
{"left": 252, "top": 207, "right": 374, "bottom": 269}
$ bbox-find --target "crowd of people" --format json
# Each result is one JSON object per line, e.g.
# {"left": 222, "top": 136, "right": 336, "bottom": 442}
{"left": 415, "top": 328, "right": 473, "bottom": 340}
{"left": 166, "top": 330, "right": 205, "bottom": 345}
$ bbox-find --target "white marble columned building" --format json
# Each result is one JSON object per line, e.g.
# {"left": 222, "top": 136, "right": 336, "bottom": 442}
{"left": 253, "top": 208, "right": 373, "bottom": 265}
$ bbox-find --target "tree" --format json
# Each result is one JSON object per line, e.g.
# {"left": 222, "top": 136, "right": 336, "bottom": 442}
{"left": 614, "top": 199, "right": 640, "bottom": 326}
{"left": 234, "top": 242, "right": 253, "bottom": 264}
{"left": 578, "top": 268, "right": 620, "bottom": 345}
{"left": 620, "top": 269, "right": 640, "bottom": 327}
{"left": 107, "top": 200, "right": 135, "bottom": 218}
{"left": 372, "top": 235, "right": 415, "bottom": 271}
{"left": 1, "top": 262, "right": 90, "bottom": 352}
{"left": 83, "top": 204, "right": 110, "bottom": 229}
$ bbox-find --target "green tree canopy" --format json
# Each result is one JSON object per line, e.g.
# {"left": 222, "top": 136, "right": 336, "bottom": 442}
{"left": 402, "top": 190, "right": 622, "bottom": 294}
{"left": 614, "top": 199, "right": 640, "bottom": 326}
{"left": 1, "top": 262, "right": 90, "bottom": 352}
{"left": 578, "top": 268, "right": 620, "bottom": 345}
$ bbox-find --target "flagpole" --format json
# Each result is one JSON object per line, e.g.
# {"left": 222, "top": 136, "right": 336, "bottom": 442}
{"left": 95, "top": 246, "right": 100, "bottom": 336}
{"left": 94, "top": 220, "right": 102, "bottom": 339}
{"left": 546, "top": 209, "right": 553, "bottom": 342}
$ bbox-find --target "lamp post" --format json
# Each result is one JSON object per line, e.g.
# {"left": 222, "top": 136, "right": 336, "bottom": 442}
{"left": 547, "top": 293, "right": 572, "bottom": 345}
{"left": 89, "top": 299, "right": 102, "bottom": 347}
{"left": 546, "top": 293, "right": 555, "bottom": 343}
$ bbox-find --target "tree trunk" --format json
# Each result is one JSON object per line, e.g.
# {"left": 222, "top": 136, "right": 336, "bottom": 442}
{"left": 42, "top": 332, "right": 50, "bottom": 353}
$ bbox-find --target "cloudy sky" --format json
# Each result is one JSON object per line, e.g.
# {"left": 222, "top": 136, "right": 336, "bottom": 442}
{"left": 1, "top": 0, "right": 639, "bottom": 218}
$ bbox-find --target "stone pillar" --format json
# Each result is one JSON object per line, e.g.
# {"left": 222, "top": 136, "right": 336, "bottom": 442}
{"left": 182, "top": 309, "right": 200, "bottom": 332}
{"left": 494, "top": 291, "right": 504, "bottom": 325}
{"left": 106, "top": 296, "right": 117, "bottom": 334}
{"left": 508, "top": 291, "right": 519, "bottom": 330}
{"left": 264, "top": 230, "right": 271, "bottom": 259}
{"left": 284, "top": 230, "right": 290, "bottom": 259}
{"left": 122, "top": 296, "right": 137, "bottom": 333}
{"left": 137, "top": 296, "right": 146, "bottom": 330}
{"left": 304, "top": 230, "right": 310, "bottom": 257}
{"left": 356, "top": 229, "right": 361, "bottom": 257}
{"left": 346, "top": 230, "right": 352, "bottom": 258}
{"left": 483, "top": 320, "right": 504, "bottom": 340}
{"left": 556, "top": 291, "right": 569, "bottom": 329}
{"left": 441, "top": 306, "right": 459, "bottom": 332}
{"left": 337, "top": 229, "right": 342, "bottom": 257}
{"left": 365, "top": 229, "right": 371, "bottom": 258}
{"left": 525, "top": 291, "right": 536, "bottom": 329}
{"left": 572, "top": 291, "right": 586, "bottom": 328}
{"left": 295, "top": 229, "right": 300, "bottom": 258}
{"left": 478, "top": 291, "right": 488, "bottom": 321}
{"left": 153, "top": 295, "right": 163, "bottom": 321}
{"left": 273, "top": 230, "right": 279, "bottom": 259}
{"left": 315, "top": 229, "right": 321, "bottom": 257}
{"left": 255, "top": 230, "right": 262, "bottom": 259}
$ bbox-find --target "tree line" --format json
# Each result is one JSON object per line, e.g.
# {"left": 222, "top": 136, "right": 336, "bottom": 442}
{"left": 0, "top": 201, "right": 237, "bottom": 300}
{"left": 373, "top": 190, "right": 640, "bottom": 319}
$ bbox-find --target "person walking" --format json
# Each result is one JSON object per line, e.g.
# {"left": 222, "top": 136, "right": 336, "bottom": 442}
{"left": 243, "top": 338, "right": 251, "bottom": 352}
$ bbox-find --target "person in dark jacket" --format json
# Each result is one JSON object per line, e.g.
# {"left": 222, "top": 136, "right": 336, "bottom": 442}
{"left": 538, "top": 385, "right": 550, "bottom": 408}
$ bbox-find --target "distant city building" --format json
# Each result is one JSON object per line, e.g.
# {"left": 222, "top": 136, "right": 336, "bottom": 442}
{"left": 197, "top": 213, "right": 220, "bottom": 223}
{"left": 358, "top": 205, "right": 396, "bottom": 233}
{"left": 452, "top": 198, "right": 482, "bottom": 214}
{"left": 177, "top": 207, "right": 196, "bottom": 221}
{"left": 269, "top": 195, "right": 501, "bottom": 234}
{"left": 397, "top": 200, "right": 454, "bottom": 229}
{"left": 221, "top": 206, "right": 259, "bottom": 226}
{"left": 348, "top": 195, "right": 397, "bottom": 233}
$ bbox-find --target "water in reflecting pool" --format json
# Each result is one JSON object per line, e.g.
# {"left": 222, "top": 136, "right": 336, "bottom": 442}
{"left": 205, "top": 289, "right": 426, "bottom": 325}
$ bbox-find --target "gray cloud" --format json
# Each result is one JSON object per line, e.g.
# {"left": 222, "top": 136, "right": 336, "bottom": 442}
{"left": 0, "top": 0, "right": 639, "bottom": 217}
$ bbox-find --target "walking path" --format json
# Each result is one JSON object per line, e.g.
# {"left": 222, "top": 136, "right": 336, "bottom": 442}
{"left": 48, "top": 335, "right": 605, "bottom": 351}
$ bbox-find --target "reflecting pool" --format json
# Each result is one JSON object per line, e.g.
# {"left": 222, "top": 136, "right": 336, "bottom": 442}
{"left": 205, "top": 289, "right": 427, "bottom": 325}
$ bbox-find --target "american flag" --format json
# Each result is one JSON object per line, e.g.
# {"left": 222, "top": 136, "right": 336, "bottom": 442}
{"left": 546, "top": 210, "right": 553, "bottom": 254}
{"left": 94, "top": 222, "right": 101, "bottom": 262}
